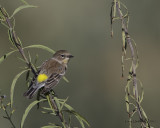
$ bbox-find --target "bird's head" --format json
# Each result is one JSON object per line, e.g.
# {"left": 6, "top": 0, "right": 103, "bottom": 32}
{"left": 53, "top": 50, "right": 74, "bottom": 64}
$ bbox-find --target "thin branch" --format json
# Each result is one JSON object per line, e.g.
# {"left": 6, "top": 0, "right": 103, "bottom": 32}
{"left": 0, "top": 96, "right": 16, "bottom": 128}
{"left": 0, "top": 7, "right": 37, "bottom": 76}
{"left": 4, "top": 108, "right": 16, "bottom": 128}
{"left": 47, "top": 94, "right": 68, "bottom": 125}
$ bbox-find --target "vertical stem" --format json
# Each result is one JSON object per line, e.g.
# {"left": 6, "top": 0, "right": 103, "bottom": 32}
{"left": 114, "top": 1, "right": 148, "bottom": 127}
{"left": 115, "top": 1, "right": 139, "bottom": 99}
{"left": 47, "top": 94, "right": 69, "bottom": 128}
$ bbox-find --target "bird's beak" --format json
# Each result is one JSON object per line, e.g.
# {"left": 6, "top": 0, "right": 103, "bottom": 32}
{"left": 68, "top": 55, "right": 74, "bottom": 58}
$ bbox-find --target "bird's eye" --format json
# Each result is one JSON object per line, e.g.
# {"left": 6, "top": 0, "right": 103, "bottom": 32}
{"left": 61, "top": 54, "right": 65, "bottom": 58}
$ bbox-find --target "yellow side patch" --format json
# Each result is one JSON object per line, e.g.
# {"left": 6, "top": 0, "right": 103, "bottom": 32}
{"left": 37, "top": 74, "right": 48, "bottom": 83}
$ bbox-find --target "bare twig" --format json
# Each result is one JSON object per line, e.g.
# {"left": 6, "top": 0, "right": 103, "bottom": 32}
{"left": 4, "top": 108, "right": 16, "bottom": 128}
{"left": 0, "top": 96, "right": 16, "bottom": 128}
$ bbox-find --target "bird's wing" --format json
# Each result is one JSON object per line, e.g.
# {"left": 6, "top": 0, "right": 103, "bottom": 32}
{"left": 40, "top": 59, "right": 66, "bottom": 93}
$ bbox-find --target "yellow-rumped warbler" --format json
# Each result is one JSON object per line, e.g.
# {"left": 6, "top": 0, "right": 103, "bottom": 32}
{"left": 24, "top": 50, "right": 73, "bottom": 99}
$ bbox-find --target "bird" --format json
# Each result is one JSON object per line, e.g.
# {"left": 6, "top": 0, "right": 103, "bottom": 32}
{"left": 23, "top": 50, "right": 73, "bottom": 99}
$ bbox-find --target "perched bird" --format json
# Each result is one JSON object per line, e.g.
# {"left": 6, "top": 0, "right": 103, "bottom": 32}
{"left": 24, "top": 50, "right": 73, "bottom": 99}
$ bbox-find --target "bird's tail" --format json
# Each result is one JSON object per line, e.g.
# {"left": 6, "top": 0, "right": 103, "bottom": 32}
{"left": 24, "top": 82, "right": 45, "bottom": 99}
{"left": 23, "top": 86, "right": 39, "bottom": 99}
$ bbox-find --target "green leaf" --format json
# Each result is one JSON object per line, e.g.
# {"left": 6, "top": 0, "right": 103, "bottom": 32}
{"left": 41, "top": 107, "right": 56, "bottom": 115}
{"left": 10, "top": 69, "right": 28, "bottom": 108}
{"left": 74, "top": 111, "right": 90, "bottom": 128}
{"left": 8, "top": 29, "right": 15, "bottom": 45}
{"left": 68, "top": 115, "right": 71, "bottom": 127}
{"left": 54, "top": 97, "right": 61, "bottom": 110}
{"left": 46, "top": 95, "right": 56, "bottom": 114}
{"left": 64, "top": 110, "right": 90, "bottom": 128}
{"left": 62, "top": 102, "right": 90, "bottom": 128}
{"left": 76, "top": 115, "right": 85, "bottom": 128}
{"left": 0, "top": 45, "right": 55, "bottom": 65}
{"left": 62, "top": 102, "right": 74, "bottom": 111}
{"left": 141, "top": 107, "right": 148, "bottom": 120}
{"left": 41, "top": 126, "right": 53, "bottom": 128}
{"left": 132, "top": 39, "right": 139, "bottom": 69}
{"left": 62, "top": 122, "right": 66, "bottom": 128}
{"left": 113, "top": 0, "right": 117, "bottom": 18}
{"left": 137, "top": 79, "right": 144, "bottom": 103}
{"left": 48, "top": 123, "right": 60, "bottom": 126}
{"left": 10, "top": 5, "right": 37, "bottom": 18}
{"left": 42, "top": 107, "right": 53, "bottom": 111}
{"left": 1, "top": 21, "right": 9, "bottom": 28}
{"left": 24, "top": 45, "right": 55, "bottom": 54}
{"left": 20, "top": 0, "right": 29, "bottom": 5}
{"left": 125, "top": 93, "right": 129, "bottom": 113}
{"left": 62, "top": 76, "right": 69, "bottom": 83}
{"left": 59, "top": 97, "right": 68, "bottom": 112}
{"left": 41, "top": 125, "right": 62, "bottom": 128}
{"left": 41, "top": 111, "right": 56, "bottom": 115}
{"left": 0, "top": 50, "right": 17, "bottom": 64}
{"left": 20, "top": 99, "right": 46, "bottom": 128}
{"left": 34, "top": 54, "right": 39, "bottom": 65}
{"left": 27, "top": 51, "right": 32, "bottom": 62}
{"left": 25, "top": 70, "right": 30, "bottom": 81}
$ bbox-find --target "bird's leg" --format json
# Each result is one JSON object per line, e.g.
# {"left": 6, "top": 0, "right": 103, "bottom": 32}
{"left": 36, "top": 90, "right": 41, "bottom": 109}
{"left": 50, "top": 89, "right": 58, "bottom": 97}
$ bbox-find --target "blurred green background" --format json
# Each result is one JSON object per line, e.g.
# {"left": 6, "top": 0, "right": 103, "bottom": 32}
{"left": 0, "top": 0, "right": 160, "bottom": 127}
